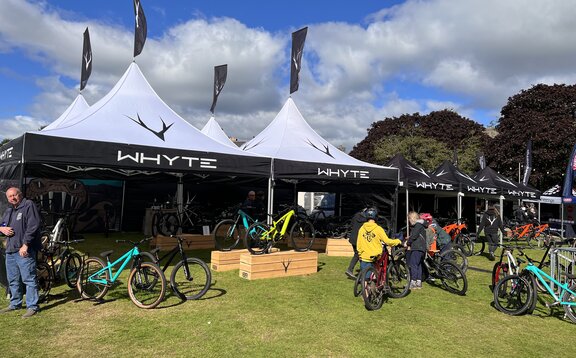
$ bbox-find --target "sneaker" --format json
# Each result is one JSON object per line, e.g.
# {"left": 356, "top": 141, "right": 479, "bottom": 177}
{"left": 409, "top": 280, "right": 417, "bottom": 289}
{"left": 416, "top": 280, "right": 422, "bottom": 289}
{"left": 345, "top": 270, "right": 356, "bottom": 279}
{"left": 0, "top": 306, "right": 18, "bottom": 314}
{"left": 22, "top": 309, "right": 38, "bottom": 318}
{"left": 489, "top": 253, "right": 495, "bottom": 261}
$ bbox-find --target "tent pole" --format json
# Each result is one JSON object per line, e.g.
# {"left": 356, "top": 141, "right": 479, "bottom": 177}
{"left": 120, "top": 180, "right": 126, "bottom": 231}
{"left": 267, "top": 159, "right": 274, "bottom": 225}
{"left": 499, "top": 195, "right": 504, "bottom": 245}
{"left": 405, "top": 188, "right": 409, "bottom": 236}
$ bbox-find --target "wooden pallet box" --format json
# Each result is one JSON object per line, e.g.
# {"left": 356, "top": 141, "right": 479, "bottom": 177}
{"left": 286, "top": 237, "right": 327, "bottom": 252}
{"left": 239, "top": 250, "right": 318, "bottom": 280}
{"left": 210, "top": 249, "right": 249, "bottom": 271}
{"left": 150, "top": 234, "right": 214, "bottom": 251}
{"left": 325, "top": 238, "right": 354, "bottom": 257}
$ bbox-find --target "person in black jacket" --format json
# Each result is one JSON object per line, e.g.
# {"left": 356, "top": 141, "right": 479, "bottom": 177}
{"left": 345, "top": 208, "right": 367, "bottom": 279}
{"left": 477, "top": 205, "right": 505, "bottom": 261}
{"left": 407, "top": 211, "right": 427, "bottom": 289}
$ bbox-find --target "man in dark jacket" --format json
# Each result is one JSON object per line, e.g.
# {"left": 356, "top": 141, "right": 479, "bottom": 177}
{"left": 477, "top": 205, "right": 505, "bottom": 261}
{"left": 0, "top": 187, "right": 42, "bottom": 318}
{"left": 345, "top": 208, "right": 367, "bottom": 279}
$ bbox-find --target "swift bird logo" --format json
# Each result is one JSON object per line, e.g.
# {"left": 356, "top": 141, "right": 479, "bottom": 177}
{"left": 242, "top": 138, "right": 265, "bottom": 151}
{"left": 292, "top": 49, "right": 302, "bottom": 71}
{"left": 306, "top": 139, "right": 334, "bottom": 159}
{"left": 407, "top": 164, "right": 430, "bottom": 178}
{"left": 435, "top": 169, "right": 448, "bottom": 177}
{"left": 84, "top": 52, "right": 92, "bottom": 70}
{"left": 282, "top": 259, "right": 292, "bottom": 273}
{"left": 478, "top": 176, "right": 489, "bottom": 182}
{"left": 127, "top": 113, "right": 173, "bottom": 141}
{"left": 135, "top": 0, "right": 142, "bottom": 27}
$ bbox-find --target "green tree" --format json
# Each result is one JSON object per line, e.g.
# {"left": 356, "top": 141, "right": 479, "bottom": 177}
{"left": 489, "top": 84, "right": 576, "bottom": 190}
{"left": 350, "top": 110, "right": 489, "bottom": 173}
{"left": 1, "top": 138, "right": 11, "bottom": 146}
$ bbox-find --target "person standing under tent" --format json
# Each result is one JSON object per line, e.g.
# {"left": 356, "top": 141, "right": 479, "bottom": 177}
{"left": 0, "top": 187, "right": 42, "bottom": 318}
{"left": 344, "top": 208, "right": 367, "bottom": 279}
{"left": 477, "top": 205, "right": 505, "bottom": 261}
{"left": 406, "top": 211, "right": 427, "bottom": 290}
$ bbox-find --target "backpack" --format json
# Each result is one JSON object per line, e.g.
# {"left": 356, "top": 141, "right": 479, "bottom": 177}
{"left": 432, "top": 223, "right": 451, "bottom": 246}
{"left": 425, "top": 226, "right": 437, "bottom": 251}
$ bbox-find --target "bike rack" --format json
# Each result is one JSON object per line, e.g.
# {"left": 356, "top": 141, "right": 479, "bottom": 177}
{"left": 550, "top": 248, "right": 576, "bottom": 294}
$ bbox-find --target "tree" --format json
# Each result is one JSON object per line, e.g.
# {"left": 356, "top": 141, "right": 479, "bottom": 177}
{"left": 350, "top": 110, "right": 490, "bottom": 173}
{"left": 1, "top": 138, "right": 10, "bottom": 146}
{"left": 489, "top": 84, "right": 576, "bottom": 190}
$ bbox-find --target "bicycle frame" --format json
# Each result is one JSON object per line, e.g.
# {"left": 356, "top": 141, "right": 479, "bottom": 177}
{"left": 525, "top": 264, "right": 576, "bottom": 307}
{"left": 88, "top": 246, "right": 141, "bottom": 285}
{"left": 264, "top": 209, "right": 296, "bottom": 243}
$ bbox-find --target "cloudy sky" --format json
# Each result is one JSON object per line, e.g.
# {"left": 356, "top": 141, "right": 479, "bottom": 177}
{"left": 1, "top": 0, "right": 576, "bottom": 152}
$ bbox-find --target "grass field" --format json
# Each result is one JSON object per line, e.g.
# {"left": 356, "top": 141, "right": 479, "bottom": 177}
{"left": 0, "top": 233, "right": 574, "bottom": 357}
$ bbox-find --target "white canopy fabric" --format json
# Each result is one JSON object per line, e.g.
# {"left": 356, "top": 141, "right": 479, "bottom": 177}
{"left": 241, "top": 97, "right": 398, "bottom": 183}
{"left": 200, "top": 116, "right": 238, "bottom": 149}
{"left": 42, "top": 94, "right": 89, "bottom": 131}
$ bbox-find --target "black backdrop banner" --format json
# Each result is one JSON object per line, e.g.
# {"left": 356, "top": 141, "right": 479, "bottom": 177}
{"left": 290, "top": 27, "right": 308, "bottom": 94}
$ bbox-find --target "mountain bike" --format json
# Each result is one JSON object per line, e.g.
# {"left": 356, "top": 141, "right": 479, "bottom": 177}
{"left": 36, "top": 239, "right": 84, "bottom": 302}
{"left": 145, "top": 235, "right": 211, "bottom": 300}
{"left": 423, "top": 249, "right": 468, "bottom": 295}
{"left": 157, "top": 197, "right": 207, "bottom": 236}
{"left": 243, "top": 204, "right": 315, "bottom": 255}
{"left": 493, "top": 248, "right": 576, "bottom": 323}
{"left": 490, "top": 244, "right": 521, "bottom": 292}
{"left": 443, "top": 218, "right": 474, "bottom": 256}
{"left": 77, "top": 237, "right": 166, "bottom": 309}
{"left": 212, "top": 207, "right": 256, "bottom": 251}
{"left": 357, "top": 244, "right": 410, "bottom": 310}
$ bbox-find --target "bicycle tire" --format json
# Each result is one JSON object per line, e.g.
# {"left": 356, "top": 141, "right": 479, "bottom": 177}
{"left": 138, "top": 251, "right": 158, "bottom": 264}
{"left": 170, "top": 258, "right": 211, "bottom": 300}
{"left": 534, "top": 261, "right": 550, "bottom": 293}
{"left": 244, "top": 222, "right": 271, "bottom": 255}
{"left": 361, "top": 266, "right": 385, "bottom": 310}
{"left": 158, "top": 213, "right": 179, "bottom": 236}
{"left": 63, "top": 252, "right": 83, "bottom": 288}
{"left": 290, "top": 220, "right": 315, "bottom": 252}
{"left": 353, "top": 266, "right": 369, "bottom": 297}
{"left": 439, "top": 249, "right": 468, "bottom": 273}
{"left": 127, "top": 262, "right": 166, "bottom": 309}
{"left": 562, "top": 283, "right": 576, "bottom": 324}
{"left": 439, "top": 261, "right": 467, "bottom": 295}
{"left": 473, "top": 236, "right": 485, "bottom": 256}
{"left": 36, "top": 262, "right": 52, "bottom": 302}
{"left": 457, "top": 234, "right": 474, "bottom": 256}
{"left": 151, "top": 212, "right": 161, "bottom": 237}
{"left": 77, "top": 257, "right": 109, "bottom": 300}
{"left": 386, "top": 259, "right": 410, "bottom": 298}
{"left": 213, "top": 219, "right": 241, "bottom": 251}
{"left": 493, "top": 274, "right": 533, "bottom": 316}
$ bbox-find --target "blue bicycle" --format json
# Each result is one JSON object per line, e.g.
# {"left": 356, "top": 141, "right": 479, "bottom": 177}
{"left": 493, "top": 248, "right": 576, "bottom": 323}
{"left": 77, "top": 237, "right": 167, "bottom": 309}
{"left": 213, "top": 207, "right": 256, "bottom": 251}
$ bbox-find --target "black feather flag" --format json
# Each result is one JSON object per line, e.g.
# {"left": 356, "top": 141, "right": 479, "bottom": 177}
{"left": 80, "top": 27, "right": 92, "bottom": 91}
{"left": 133, "top": 0, "right": 147, "bottom": 57}
{"left": 521, "top": 139, "right": 532, "bottom": 186}
{"left": 210, "top": 64, "right": 228, "bottom": 114}
{"left": 290, "top": 27, "right": 308, "bottom": 94}
{"left": 452, "top": 147, "right": 458, "bottom": 167}
{"left": 478, "top": 152, "right": 486, "bottom": 169}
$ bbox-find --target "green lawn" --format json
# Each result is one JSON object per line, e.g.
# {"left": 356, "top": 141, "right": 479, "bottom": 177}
{"left": 0, "top": 233, "right": 574, "bottom": 357}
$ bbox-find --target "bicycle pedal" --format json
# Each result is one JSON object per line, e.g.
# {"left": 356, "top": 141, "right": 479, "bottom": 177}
{"left": 545, "top": 301, "right": 560, "bottom": 308}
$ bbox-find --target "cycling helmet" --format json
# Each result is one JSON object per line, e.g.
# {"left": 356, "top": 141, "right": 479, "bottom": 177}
{"left": 420, "top": 213, "right": 433, "bottom": 225}
{"left": 364, "top": 207, "right": 378, "bottom": 220}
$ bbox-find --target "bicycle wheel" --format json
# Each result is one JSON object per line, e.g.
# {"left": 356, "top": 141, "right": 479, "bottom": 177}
{"left": 439, "top": 249, "right": 468, "bottom": 273}
{"left": 562, "top": 283, "right": 576, "bottom": 324}
{"left": 473, "top": 236, "right": 485, "bottom": 256}
{"left": 244, "top": 222, "right": 271, "bottom": 255}
{"left": 386, "top": 259, "right": 410, "bottom": 298}
{"left": 77, "top": 257, "right": 109, "bottom": 300}
{"left": 353, "top": 266, "right": 370, "bottom": 297}
{"left": 158, "top": 213, "right": 179, "bottom": 236}
{"left": 439, "top": 261, "right": 467, "bottom": 295}
{"left": 491, "top": 262, "right": 508, "bottom": 291}
{"left": 151, "top": 212, "right": 161, "bottom": 237}
{"left": 128, "top": 262, "right": 166, "bottom": 309}
{"left": 36, "top": 262, "right": 52, "bottom": 302}
{"left": 213, "top": 219, "right": 241, "bottom": 251}
{"left": 290, "top": 220, "right": 315, "bottom": 252}
{"left": 63, "top": 252, "right": 83, "bottom": 288}
{"left": 361, "top": 266, "right": 385, "bottom": 310}
{"left": 170, "top": 258, "right": 211, "bottom": 300}
{"left": 493, "top": 274, "right": 533, "bottom": 315}
{"left": 137, "top": 251, "right": 158, "bottom": 264}
{"left": 457, "top": 234, "right": 474, "bottom": 256}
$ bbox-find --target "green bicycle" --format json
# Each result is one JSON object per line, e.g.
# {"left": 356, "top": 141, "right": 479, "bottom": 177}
{"left": 76, "top": 237, "right": 167, "bottom": 309}
{"left": 243, "top": 204, "right": 315, "bottom": 255}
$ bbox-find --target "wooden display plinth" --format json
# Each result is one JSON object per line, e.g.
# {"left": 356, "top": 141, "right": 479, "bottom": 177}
{"left": 325, "top": 238, "right": 354, "bottom": 257}
{"left": 239, "top": 250, "right": 318, "bottom": 280}
{"left": 150, "top": 234, "right": 214, "bottom": 251}
{"left": 210, "top": 249, "right": 248, "bottom": 271}
{"left": 287, "top": 237, "right": 327, "bottom": 252}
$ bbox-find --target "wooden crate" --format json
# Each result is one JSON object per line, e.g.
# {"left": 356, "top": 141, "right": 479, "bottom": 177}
{"left": 239, "top": 250, "right": 318, "bottom": 280}
{"left": 210, "top": 249, "right": 249, "bottom": 271}
{"left": 325, "top": 238, "right": 354, "bottom": 257}
{"left": 150, "top": 234, "right": 214, "bottom": 251}
{"left": 286, "top": 237, "right": 327, "bottom": 252}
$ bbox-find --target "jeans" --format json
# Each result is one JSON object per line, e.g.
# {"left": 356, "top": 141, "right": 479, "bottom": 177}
{"left": 359, "top": 260, "right": 374, "bottom": 279}
{"left": 485, "top": 232, "right": 499, "bottom": 254}
{"left": 5, "top": 250, "right": 39, "bottom": 311}
{"left": 408, "top": 250, "right": 424, "bottom": 281}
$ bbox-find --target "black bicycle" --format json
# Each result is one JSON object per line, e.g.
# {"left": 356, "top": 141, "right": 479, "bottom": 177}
{"left": 36, "top": 239, "right": 84, "bottom": 302}
{"left": 145, "top": 235, "right": 211, "bottom": 300}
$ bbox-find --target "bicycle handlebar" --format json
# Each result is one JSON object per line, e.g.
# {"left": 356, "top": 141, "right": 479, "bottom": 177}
{"left": 54, "top": 239, "right": 84, "bottom": 245}
{"left": 116, "top": 237, "right": 152, "bottom": 246}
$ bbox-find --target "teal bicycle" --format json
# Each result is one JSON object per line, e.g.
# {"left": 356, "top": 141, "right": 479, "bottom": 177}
{"left": 213, "top": 207, "right": 256, "bottom": 251}
{"left": 493, "top": 248, "right": 576, "bottom": 323}
{"left": 76, "top": 237, "right": 167, "bottom": 309}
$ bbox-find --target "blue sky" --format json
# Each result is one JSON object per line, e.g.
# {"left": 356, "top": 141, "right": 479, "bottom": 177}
{"left": 2, "top": 0, "right": 576, "bottom": 151}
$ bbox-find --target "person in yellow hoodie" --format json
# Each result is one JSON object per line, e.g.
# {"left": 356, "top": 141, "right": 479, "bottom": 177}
{"left": 357, "top": 207, "right": 402, "bottom": 275}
